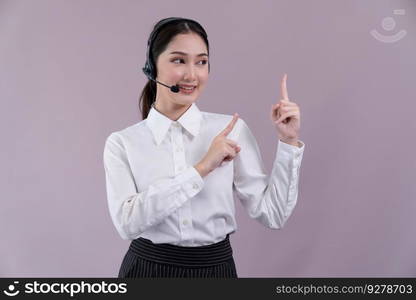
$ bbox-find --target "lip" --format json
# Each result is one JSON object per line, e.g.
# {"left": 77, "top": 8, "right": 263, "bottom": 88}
{"left": 178, "top": 85, "right": 197, "bottom": 94}
{"left": 177, "top": 84, "right": 197, "bottom": 88}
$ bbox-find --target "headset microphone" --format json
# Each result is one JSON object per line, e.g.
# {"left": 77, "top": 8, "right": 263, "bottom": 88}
{"left": 156, "top": 80, "right": 179, "bottom": 93}
{"left": 142, "top": 64, "right": 180, "bottom": 93}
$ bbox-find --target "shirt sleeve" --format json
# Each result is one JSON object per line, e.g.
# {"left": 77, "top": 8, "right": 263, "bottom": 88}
{"left": 232, "top": 119, "right": 305, "bottom": 229}
{"left": 103, "top": 133, "right": 204, "bottom": 240}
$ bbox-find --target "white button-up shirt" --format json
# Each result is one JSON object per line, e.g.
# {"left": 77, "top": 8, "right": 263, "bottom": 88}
{"left": 103, "top": 103, "right": 305, "bottom": 246}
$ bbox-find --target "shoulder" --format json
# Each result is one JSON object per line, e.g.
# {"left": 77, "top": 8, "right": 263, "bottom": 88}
{"left": 104, "top": 120, "right": 147, "bottom": 147}
{"left": 201, "top": 110, "right": 248, "bottom": 139}
{"left": 201, "top": 110, "right": 248, "bottom": 128}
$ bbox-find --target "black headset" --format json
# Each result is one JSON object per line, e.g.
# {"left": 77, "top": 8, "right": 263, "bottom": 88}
{"left": 142, "top": 17, "right": 210, "bottom": 85}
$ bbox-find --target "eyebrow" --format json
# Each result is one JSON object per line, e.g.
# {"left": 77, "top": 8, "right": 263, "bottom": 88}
{"left": 169, "top": 51, "right": 208, "bottom": 57}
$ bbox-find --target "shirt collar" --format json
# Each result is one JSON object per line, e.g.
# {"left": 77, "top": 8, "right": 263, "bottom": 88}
{"left": 146, "top": 102, "right": 203, "bottom": 146}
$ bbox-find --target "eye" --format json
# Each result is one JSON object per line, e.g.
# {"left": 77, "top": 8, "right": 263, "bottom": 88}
{"left": 171, "top": 58, "right": 185, "bottom": 64}
{"left": 171, "top": 58, "right": 208, "bottom": 65}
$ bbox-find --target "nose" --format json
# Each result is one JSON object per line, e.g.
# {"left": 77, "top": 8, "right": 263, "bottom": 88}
{"left": 183, "top": 64, "right": 196, "bottom": 81}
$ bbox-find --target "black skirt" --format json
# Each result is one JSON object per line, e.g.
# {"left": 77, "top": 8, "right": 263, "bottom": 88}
{"left": 118, "top": 234, "right": 238, "bottom": 278}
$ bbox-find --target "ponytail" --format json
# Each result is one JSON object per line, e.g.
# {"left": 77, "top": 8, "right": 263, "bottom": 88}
{"left": 139, "top": 80, "right": 156, "bottom": 120}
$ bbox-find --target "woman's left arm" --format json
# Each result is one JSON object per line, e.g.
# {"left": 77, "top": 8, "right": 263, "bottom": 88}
{"left": 232, "top": 74, "right": 305, "bottom": 229}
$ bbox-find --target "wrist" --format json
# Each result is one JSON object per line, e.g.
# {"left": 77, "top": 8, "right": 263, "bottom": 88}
{"left": 280, "top": 138, "right": 299, "bottom": 147}
{"left": 194, "top": 162, "right": 210, "bottom": 177}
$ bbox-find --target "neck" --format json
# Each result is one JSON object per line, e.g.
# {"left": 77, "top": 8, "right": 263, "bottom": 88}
{"left": 153, "top": 100, "right": 192, "bottom": 121}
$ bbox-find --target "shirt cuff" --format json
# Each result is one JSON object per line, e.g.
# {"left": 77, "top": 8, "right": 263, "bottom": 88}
{"left": 277, "top": 139, "right": 305, "bottom": 160}
{"left": 175, "top": 166, "right": 205, "bottom": 198}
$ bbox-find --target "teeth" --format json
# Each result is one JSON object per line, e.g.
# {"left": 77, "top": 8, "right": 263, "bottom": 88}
{"left": 179, "top": 86, "right": 195, "bottom": 90}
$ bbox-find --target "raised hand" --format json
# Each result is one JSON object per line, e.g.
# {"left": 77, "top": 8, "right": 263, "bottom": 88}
{"left": 270, "top": 74, "right": 301, "bottom": 146}
{"left": 195, "top": 113, "right": 241, "bottom": 177}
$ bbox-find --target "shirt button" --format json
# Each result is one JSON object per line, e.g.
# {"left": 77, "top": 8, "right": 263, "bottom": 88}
{"left": 192, "top": 183, "right": 199, "bottom": 190}
{"left": 183, "top": 219, "right": 188, "bottom": 226}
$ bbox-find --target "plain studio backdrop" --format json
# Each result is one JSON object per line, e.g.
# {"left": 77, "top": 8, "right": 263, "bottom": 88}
{"left": 1, "top": 0, "right": 415, "bottom": 277}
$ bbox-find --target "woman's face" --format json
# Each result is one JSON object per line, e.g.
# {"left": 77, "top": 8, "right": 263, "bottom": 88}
{"left": 155, "top": 32, "right": 209, "bottom": 107}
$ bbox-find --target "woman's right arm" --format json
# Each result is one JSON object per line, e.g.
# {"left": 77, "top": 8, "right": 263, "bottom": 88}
{"left": 103, "top": 133, "right": 204, "bottom": 240}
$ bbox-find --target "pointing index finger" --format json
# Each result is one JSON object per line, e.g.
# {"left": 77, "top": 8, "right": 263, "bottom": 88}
{"left": 221, "top": 113, "right": 239, "bottom": 136}
{"left": 281, "top": 73, "right": 289, "bottom": 101}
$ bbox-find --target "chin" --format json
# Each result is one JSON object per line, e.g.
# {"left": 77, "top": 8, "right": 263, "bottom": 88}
{"left": 174, "top": 95, "right": 198, "bottom": 106}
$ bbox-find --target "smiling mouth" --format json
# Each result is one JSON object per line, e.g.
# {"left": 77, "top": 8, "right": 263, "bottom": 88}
{"left": 178, "top": 85, "right": 197, "bottom": 93}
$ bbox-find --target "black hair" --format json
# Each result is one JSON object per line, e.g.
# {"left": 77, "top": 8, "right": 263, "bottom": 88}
{"left": 139, "top": 17, "right": 210, "bottom": 120}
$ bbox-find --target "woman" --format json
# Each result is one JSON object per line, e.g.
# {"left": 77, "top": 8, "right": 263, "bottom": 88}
{"left": 103, "top": 17, "right": 305, "bottom": 278}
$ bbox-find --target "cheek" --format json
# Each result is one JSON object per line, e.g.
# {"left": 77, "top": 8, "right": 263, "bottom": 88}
{"left": 168, "top": 69, "right": 183, "bottom": 81}
{"left": 198, "top": 72, "right": 209, "bottom": 85}
{"left": 158, "top": 64, "right": 180, "bottom": 80}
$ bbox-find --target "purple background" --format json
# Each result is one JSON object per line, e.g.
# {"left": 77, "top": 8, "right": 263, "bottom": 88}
{"left": 1, "top": 0, "right": 415, "bottom": 277}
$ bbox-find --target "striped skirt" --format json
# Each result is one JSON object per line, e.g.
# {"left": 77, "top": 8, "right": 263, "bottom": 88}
{"left": 118, "top": 234, "right": 238, "bottom": 278}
